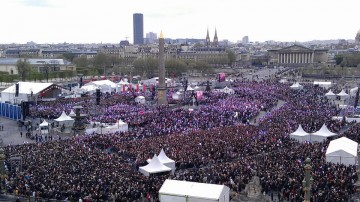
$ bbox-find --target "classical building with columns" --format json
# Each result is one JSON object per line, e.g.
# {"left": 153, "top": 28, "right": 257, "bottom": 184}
{"left": 268, "top": 44, "right": 328, "bottom": 67}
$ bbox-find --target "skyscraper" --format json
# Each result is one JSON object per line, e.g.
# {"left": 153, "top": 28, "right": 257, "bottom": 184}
{"left": 133, "top": 13, "right": 144, "bottom": 45}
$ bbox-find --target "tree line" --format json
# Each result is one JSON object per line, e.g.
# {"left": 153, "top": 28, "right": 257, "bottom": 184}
{"left": 1, "top": 50, "right": 236, "bottom": 83}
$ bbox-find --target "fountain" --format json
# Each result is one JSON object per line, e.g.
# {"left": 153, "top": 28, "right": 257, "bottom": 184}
{"left": 69, "top": 106, "right": 87, "bottom": 135}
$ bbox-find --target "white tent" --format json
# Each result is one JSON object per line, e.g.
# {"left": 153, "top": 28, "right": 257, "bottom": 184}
{"left": 39, "top": 120, "right": 49, "bottom": 127}
{"left": 311, "top": 123, "right": 337, "bottom": 142}
{"left": 135, "top": 96, "right": 146, "bottom": 104}
{"left": 54, "top": 111, "right": 75, "bottom": 127}
{"left": 81, "top": 85, "right": 97, "bottom": 93}
{"left": 187, "top": 86, "right": 194, "bottom": 91}
{"left": 95, "top": 120, "right": 129, "bottom": 134}
{"left": 172, "top": 92, "right": 183, "bottom": 100}
{"left": 289, "top": 125, "right": 311, "bottom": 143}
{"left": 139, "top": 154, "right": 172, "bottom": 176}
{"left": 337, "top": 90, "right": 350, "bottom": 100}
{"left": 159, "top": 179, "right": 230, "bottom": 202}
{"left": 1, "top": 82, "right": 54, "bottom": 104}
{"left": 147, "top": 149, "right": 176, "bottom": 174}
{"left": 39, "top": 120, "right": 49, "bottom": 135}
{"left": 223, "top": 86, "right": 235, "bottom": 94}
{"left": 290, "top": 82, "right": 303, "bottom": 90}
{"left": 314, "top": 81, "right": 332, "bottom": 89}
{"left": 326, "top": 137, "right": 358, "bottom": 166}
{"left": 325, "top": 90, "right": 337, "bottom": 99}
{"left": 69, "top": 109, "right": 76, "bottom": 117}
{"left": 350, "top": 87, "right": 358, "bottom": 97}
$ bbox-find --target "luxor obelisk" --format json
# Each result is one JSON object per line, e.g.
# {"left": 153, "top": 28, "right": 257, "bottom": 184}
{"left": 157, "top": 31, "right": 168, "bottom": 105}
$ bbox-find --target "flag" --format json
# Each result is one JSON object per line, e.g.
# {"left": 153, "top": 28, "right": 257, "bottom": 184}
{"left": 143, "top": 84, "right": 146, "bottom": 92}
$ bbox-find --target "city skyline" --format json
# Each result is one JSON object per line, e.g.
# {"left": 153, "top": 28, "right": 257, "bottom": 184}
{"left": 1, "top": 0, "right": 359, "bottom": 44}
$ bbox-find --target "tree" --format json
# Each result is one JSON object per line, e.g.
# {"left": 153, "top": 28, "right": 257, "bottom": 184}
{"left": 16, "top": 59, "right": 32, "bottom": 81}
{"left": 165, "top": 59, "right": 187, "bottom": 77}
{"left": 334, "top": 55, "right": 343, "bottom": 65}
{"left": 133, "top": 58, "right": 158, "bottom": 78}
{"left": 62, "top": 52, "right": 76, "bottom": 62}
{"left": 226, "top": 50, "right": 236, "bottom": 66}
{"left": 73, "top": 56, "right": 88, "bottom": 67}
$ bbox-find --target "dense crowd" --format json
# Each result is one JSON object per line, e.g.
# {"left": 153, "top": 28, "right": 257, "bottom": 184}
{"left": 3, "top": 79, "right": 358, "bottom": 201}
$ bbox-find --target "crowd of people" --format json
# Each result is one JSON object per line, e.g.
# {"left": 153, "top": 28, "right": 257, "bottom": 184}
{"left": 3, "top": 79, "right": 359, "bottom": 201}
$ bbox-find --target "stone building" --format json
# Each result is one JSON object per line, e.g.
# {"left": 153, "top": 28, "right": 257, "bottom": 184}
{"left": 268, "top": 44, "right": 328, "bottom": 67}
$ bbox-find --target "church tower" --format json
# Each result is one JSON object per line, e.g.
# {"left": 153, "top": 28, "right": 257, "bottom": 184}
{"left": 213, "top": 28, "right": 218, "bottom": 47}
{"left": 206, "top": 28, "right": 211, "bottom": 47}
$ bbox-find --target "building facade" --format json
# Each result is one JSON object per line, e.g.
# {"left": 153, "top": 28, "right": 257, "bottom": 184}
{"left": 133, "top": 13, "right": 144, "bottom": 45}
{"left": 268, "top": 45, "right": 328, "bottom": 67}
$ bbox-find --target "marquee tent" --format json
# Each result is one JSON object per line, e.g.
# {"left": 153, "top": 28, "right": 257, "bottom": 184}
{"left": 39, "top": 120, "right": 49, "bottom": 135}
{"left": 187, "top": 86, "right": 194, "bottom": 91}
{"left": 314, "top": 81, "right": 332, "bottom": 89}
{"left": 54, "top": 111, "right": 75, "bottom": 127}
{"left": 69, "top": 109, "right": 76, "bottom": 117}
{"left": 311, "top": 124, "right": 337, "bottom": 142}
{"left": 289, "top": 125, "right": 311, "bottom": 143}
{"left": 172, "top": 92, "right": 183, "bottom": 100}
{"left": 159, "top": 179, "right": 230, "bottom": 202}
{"left": 290, "top": 82, "right": 303, "bottom": 90}
{"left": 147, "top": 149, "right": 176, "bottom": 174}
{"left": 350, "top": 87, "right": 359, "bottom": 97}
{"left": 337, "top": 90, "right": 350, "bottom": 100}
{"left": 139, "top": 154, "right": 172, "bottom": 176}
{"left": 1, "top": 82, "right": 58, "bottom": 104}
{"left": 325, "top": 90, "right": 337, "bottom": 99}
{"left": 96, "top": 120, "right": 129, "bottom": 134}
{"left": 326, "top": 137, "right": 358, "bottom": 166}
{"left": 222, "top": 86, "right": 235, "bottom": 94}
{"left": 135, "top": 96, "right": 146, "bottom": 104}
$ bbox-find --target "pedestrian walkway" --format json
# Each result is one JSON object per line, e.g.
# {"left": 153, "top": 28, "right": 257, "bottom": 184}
{"left": 250, "top": 100, "right": 286, "bottom": 126}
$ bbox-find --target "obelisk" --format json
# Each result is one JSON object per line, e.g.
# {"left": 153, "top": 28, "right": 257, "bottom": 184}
{"left": 157, "top": 31, "right": 168, "bottom": 105}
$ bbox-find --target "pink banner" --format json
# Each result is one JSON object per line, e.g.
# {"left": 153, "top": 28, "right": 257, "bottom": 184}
{"left": 218, "top": 73, "right": 225, "bottom": 82}
{"left": 196, "top": 91, "right": 203, "bottom": 100}
{"left": 136, "top": 84, "right": 139, "bottom": 92}
{"left": 143, "top": 84, "right": 146, "bottom": 92}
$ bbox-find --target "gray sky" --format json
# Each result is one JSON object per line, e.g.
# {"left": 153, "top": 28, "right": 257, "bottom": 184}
{"left": 1, "top": 0, "right": 359, "bottom": 44}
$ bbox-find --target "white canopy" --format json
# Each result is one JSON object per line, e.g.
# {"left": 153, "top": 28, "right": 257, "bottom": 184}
{"left": 1, "top": 82, "right": 54, "bottom": 103}
{"left": 172, "top": 92, "right": 183, "bottom": 100}
{"left": 223, "top": 86, "right": 235, "bottom": 94}
{"left": 314, "top": 81, "right": 332, "bottom": 89}
{"left": 325, "top": 90, "right": 337, "bottom": 99}
{"left": 54, "top": 111, "right": 74, "bottom": 122}
{"left": 350, "top": 87, "right": 358, "bottom": 97}
{"left": 187, "top": 86, "right": 194, "bottom": 91}
{"left": 289, "top": 125, "right": 311, "bottom": 143}
{"left": 337, "top": 90, "right": 350, "bottom": 99}
{"left": 159, "top": 179, "right": 230, "bottom": 202}
{"left": 81, "top": 85, "right": 97, "bottom": 92}
{"left": 135, "top": 96, "right": 146, "bottom": 104}
{"left": 290, "top": 82, "right": 303, "bottom": 90}
{"left": 69, "top": 109, "right": 76, "bottom": 117}
{"left": 96, "top": 120, "right": 129, "bottom": 134}
{"left": 147, "top": 149, "right": 176, "bottom": 174}
{"left": 39, "top": 120, "right": 49, "bottom": 127}
{"left": 118, "top": 80, "right": 129, "bottom": 85}
{"left": 326, "top": 137, "right": 358, "bottom": 166}
{"left": 139, "top": 154, "right": 171, "bottom": 176}
{"left": 85, "top": 79, "right": 117, "bottom": 88}
{"left": 311, "top": 123, "right": 337, "bottom": 142}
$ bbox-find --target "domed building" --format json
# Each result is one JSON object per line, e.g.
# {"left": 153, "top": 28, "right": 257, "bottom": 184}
{"left": 356, "top": 29, "right": 360, "bottom": 45}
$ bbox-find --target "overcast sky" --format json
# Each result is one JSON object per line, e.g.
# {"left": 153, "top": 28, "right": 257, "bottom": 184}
{"left": 1, "top": 0, "right": 359, "bottom": 44}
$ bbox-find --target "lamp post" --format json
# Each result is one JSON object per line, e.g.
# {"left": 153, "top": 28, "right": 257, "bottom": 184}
{"left": 302, "top": 157, "right": 313, "bottom": 202}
